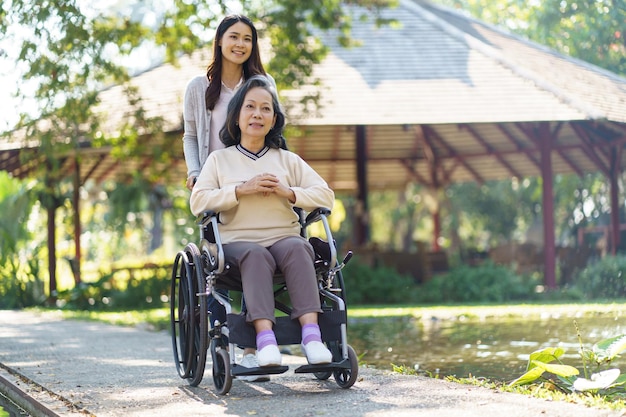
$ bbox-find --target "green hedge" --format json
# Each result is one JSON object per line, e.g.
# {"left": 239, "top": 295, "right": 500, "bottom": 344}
{"left": 55, "top": 264, "right": 171, "bottom": 310}
{"left": 572, "top": 255, "right": 626, "bottom": 298}
{"left": 20, "top": 253, "right": 626, "bottom": 310}
{"left": 342, "top": 256, "right": 418, "bottom": 304}
{"left": 415, "top": 261, "right": 536, "bottom": 303}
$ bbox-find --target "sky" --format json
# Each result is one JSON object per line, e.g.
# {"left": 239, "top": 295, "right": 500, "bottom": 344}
{"left": 0, "top": 1, "right": 153, "bottom": 133}
{"left": 0, "top": 39, "right": 28, "bottom": 133}
{"left": 0, "top": 0, "right": 233, "bottom": 134}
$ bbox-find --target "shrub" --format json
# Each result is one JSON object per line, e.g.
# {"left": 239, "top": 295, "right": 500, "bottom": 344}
{"left": 342, "top": 255, "right": 418, "bottom": 304}
{"left": 55, "top": 264, "right": 171, "bottom": 310}
{"left": 416, "top": 261, "right": 535, "bottom": 303}
{"left": 572, "top": 255, "right": 626, "bottom": 299}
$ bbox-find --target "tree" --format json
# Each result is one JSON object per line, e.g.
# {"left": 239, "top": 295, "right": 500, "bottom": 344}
{"left": 0, "top": 0, "right": 396, "bottom": 299}
{"left": 435, "top": 0, "right": 625, "bottom": 76}
{"left": 0, "top": 172, "right": 46, "bottom": 307}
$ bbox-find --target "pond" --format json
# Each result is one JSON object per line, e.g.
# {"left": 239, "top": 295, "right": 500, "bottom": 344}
{"left": 347, "top": 311, "right": 626, "bottom": 381}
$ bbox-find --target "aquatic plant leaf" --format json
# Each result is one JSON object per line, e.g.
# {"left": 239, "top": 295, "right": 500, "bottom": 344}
{"left": 610, "top": 373, "right": 626, "bottom": 387}
{"left": 593, "top": 334, "right": 626, "bottom": 361}
{"left": 526, "top": 347, "right": 566, "bottom": 370}
{"left": 579, "top": 347, "right": 597, "bottom": 363}
{"left": 572, "top": 369, "right": 620, "bottom": 391}
{"left": 532, "top": 360, "right": 579, "bottom": 378}
{"left": 509, "top": 366, "right": 546, "bottom": 386}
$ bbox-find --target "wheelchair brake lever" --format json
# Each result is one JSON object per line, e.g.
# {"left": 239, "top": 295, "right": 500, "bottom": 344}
{"left": 329, "top": 250, "right": 353, "bottom": 275}
{"left": 342, "top": 251, "right": 353, "bottom": 265}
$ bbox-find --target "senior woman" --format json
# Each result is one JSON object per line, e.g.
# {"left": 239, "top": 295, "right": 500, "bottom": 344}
{"left": 190, "top": 75, "right": 334, "bottom": 367}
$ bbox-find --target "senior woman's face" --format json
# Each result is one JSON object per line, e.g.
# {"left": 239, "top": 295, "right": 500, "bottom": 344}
{"left": 238, "top": 87, "right": 277, "bottom": 140}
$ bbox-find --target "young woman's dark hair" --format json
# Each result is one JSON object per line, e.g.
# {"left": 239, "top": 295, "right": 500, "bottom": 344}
{"left": 205, "top": 15, "right": 266, "bottom": 111}
{"left": 220, "top": 75, "right": 287, "bottom": 150}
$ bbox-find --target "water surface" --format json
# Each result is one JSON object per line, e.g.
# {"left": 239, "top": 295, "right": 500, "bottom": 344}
{"left": 348, "top": 312, "right": 626, "bottom": 381}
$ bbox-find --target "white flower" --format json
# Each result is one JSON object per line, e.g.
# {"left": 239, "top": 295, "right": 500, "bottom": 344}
{"left": 572, "top": 369, "right": 620, "bottom": 391}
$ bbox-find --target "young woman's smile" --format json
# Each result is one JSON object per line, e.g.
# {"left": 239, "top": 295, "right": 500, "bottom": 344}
{"left": 220, "top": 21, "right": 253, "bottom": 65}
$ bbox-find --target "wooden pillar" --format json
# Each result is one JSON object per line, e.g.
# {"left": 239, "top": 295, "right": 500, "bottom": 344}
{"left": 539, "top": 122, "right": 556, "bottom": 289}
{"left": 72, "top": 157, "right": 82, "bottom": 284}
{"left": 355, "top": 125, "right": 369, "bottom": 246}
{"left": 609, "top": 146, "right": 622, "bottom": 254}
{"left": 46, "top": 197, "right": 57, "bottom": 302}
{"left": 432, "top": 209, "right": 441, "bottom": 252}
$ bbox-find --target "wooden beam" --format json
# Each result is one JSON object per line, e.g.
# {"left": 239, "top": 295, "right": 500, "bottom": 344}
{"left": 550, "top": 122, "right": 584, "bottom": 177}
{"left": 462, "top": 123, "right": 522, "bottom": 178}
{"left": 570, "top": 123, "right": 610, "bottom": 176}
{"left": 423, "top": 125, "right": 485, "bottom": 185}
{"left": 82, "top": 154, "right": 107, "bottom": 185}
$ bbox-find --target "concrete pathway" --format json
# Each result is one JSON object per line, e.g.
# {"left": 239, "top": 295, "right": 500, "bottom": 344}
{"left": 0, "top": 310, "right": 623, "bottom": 417}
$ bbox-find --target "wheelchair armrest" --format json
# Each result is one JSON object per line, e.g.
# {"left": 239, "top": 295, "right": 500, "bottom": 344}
{"left": 195, "top": 210, "right": 226, "bottom": 274}
{"left": 303, "top": 207, "right": 331, "bottom": 228}
{"left": 302, "top": 207, "right": 337, "bottom": 268}
{"left": 197, "top": 210, "right": 217, "bottom": 227}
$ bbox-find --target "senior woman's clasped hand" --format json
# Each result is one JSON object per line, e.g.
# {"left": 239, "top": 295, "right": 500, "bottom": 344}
{"left": 190, "top": 75, "right": 335, "bottom": 368}
{"left": 236, "top": 173, "right": 296, "bottom": 201}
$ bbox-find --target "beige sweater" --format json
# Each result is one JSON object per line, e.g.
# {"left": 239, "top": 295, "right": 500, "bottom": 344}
{"left": 190, "top": 145, "right": 335, "bottom": 247}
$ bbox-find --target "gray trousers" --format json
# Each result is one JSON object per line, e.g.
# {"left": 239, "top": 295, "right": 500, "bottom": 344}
{"left": 223, "top": 236, "right": 322, "bottom": 323}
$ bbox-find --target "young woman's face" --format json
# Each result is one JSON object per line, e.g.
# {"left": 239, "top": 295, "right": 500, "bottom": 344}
{"left": 219, "top": 21, "right": 253, "bottom": 66}
{"left": 238, "top": 87, "right": 276, "bottom": 141}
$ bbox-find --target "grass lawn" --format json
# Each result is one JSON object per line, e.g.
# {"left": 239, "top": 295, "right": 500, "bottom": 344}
{"left": 40, "top": 300, "right": 626, "bottom": 331}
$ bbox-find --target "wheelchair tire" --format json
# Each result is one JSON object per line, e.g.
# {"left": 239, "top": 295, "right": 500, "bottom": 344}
{"left": 212, "top": 347, "right": 232, "bottom": 395}
{"left": 170, "top": 250, "right": 197, "bottom": 379}
{"left": 314, "top": 370, "right": 332, "bottom": 380}
{"left": 186, "top": 244, "right": 209, "bottom": 387}
{"left": 334, "top": 345, "right": 359, "bottom": 389}
{"left": 314, "top": 341, "right": 334, "bottom": 380}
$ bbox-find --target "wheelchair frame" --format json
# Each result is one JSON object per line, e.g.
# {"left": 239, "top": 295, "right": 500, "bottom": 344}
{"left": 170, "top": 207, "right": 358, "bottom": 395}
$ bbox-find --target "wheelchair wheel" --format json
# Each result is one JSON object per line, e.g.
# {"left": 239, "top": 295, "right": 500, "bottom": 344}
{"left": 170, "top": 250, "right": 196, "bottom": 379}
{"left": 334, "top": 345, "right": 359, "bottom": 389}
{"left": 211, "top": 343, "right": 232, "bottom": 395}
{"left": 187, "top": 244, "right": 209, "bottom": 387}
{"left": 314, "top": 370, "right": 332, "bottom": 380}
{"left": 314, "top": 340, "right": 333, "bottom": 381}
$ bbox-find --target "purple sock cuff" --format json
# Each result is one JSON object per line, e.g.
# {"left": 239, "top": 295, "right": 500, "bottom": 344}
{"left": 256, "top": 330, "right": 277, "bottom": 350}
{"left": 302, "top": 323, "right": 323, "bottom": 345}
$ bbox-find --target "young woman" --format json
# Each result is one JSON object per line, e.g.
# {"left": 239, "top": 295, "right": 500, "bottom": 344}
{"left": 183, "top": 14, "right": 276, "bottom": 190}
{"left": 182, "top": 14, "right": 276, "bottom": 381}
{"left": 190, "top": 75, "right": 334, "bottom": 367}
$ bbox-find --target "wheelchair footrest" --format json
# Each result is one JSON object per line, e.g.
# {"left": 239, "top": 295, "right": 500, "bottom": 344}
{"left": 232, "top": 364, "right": 289, "bottom": 376}
{"left": 293, "top": 359, "right": 351, "bottom": 374}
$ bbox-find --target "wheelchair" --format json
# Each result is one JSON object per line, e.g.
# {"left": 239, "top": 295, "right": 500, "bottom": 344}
{"left": 169, "top": 207, "right": 358, "bottom": 395}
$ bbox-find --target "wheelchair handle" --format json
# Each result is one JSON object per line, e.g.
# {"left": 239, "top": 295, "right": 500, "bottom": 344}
{"left": 198, "top": 210, "right": 217, "bottom": 227}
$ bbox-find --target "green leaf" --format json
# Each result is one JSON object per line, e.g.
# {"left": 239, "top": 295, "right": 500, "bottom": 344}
{"left": 531, "top": 361, "right": 579, "bottom": 378}
{"left": 509, "top": 366, "right": 545, "bottom": 387}
{"left": 526, "top": 347, "right": 565, "bottom": 370}
{"left": 593, "top": 334, "right": 626, "bottom": 361}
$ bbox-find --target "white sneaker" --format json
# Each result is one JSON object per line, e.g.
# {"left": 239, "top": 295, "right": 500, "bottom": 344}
{"left": 301, "top": 341, "right": 333, "bottom": 365}
{"left": 257, "top": 344, "right": 282, "bottom": 367}
{"left": 237, "top": 353, "right": 270, "bottom": 382}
